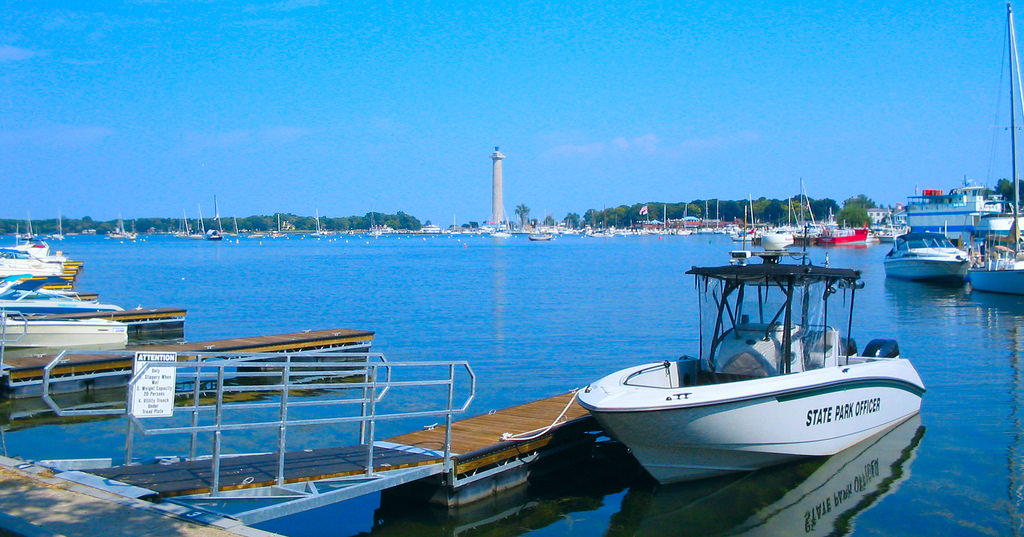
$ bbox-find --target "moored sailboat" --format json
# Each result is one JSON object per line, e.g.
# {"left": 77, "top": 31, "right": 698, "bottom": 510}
{"left": 969, "top": 3, "right": 1024, "bottom": 295}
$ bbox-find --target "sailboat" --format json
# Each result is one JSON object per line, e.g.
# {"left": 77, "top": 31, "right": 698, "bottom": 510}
{"left": 310, "top": 209, "right": 327, "bottom": 238}
{"left": 49, "top": 211, "right": 65, "bottom": 241}
{"left": 969, "top": 3, "right": 1024, "bottom": 295}
{"left": 205, "top": 197, "right": 224, "bottom": 241}
{"left": 269, "top": 213, "right": 285, "bottom": 238}
{"left": 106, "top": 213, "right": 136, "bottom": 241}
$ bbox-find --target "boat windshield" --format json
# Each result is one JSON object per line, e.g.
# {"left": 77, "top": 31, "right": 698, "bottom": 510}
{"left": 690, "top": 262, "right": 860, "bottom": 378}
{"left": 905, "top": 237, "right": 954, "bottom": 249}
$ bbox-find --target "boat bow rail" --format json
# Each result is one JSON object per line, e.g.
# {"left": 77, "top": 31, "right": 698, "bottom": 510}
{"left": 38, "top": 351, "right": 475, "bottom": 524}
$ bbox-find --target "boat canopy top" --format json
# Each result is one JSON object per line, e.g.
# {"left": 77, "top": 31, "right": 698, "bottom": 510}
{"left": 686, "top": 261, "right": 861, "bottom": 287}
{"left": 688, "top": 254, "right": 862, "bottom": 377}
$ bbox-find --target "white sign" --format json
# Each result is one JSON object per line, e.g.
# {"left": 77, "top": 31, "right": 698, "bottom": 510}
{"left": 130, "top": 351, "right": 178, "bottom": 418}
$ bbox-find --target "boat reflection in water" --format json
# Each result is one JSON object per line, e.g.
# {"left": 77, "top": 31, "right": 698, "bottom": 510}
{"left": 611, "top": 414, "right": 924, "bottom": 537}
{"left": 351, "top": 415, "right": 923, "bottom": 537}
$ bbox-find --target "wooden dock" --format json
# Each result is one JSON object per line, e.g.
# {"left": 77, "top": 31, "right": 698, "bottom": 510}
{"left": 89, "top": 445, "right": 439, "bottom": 497}
{"left": 82, "top": 392, "right": 592, "bottom": 498}
{"left": 0, "top": 328, "right": 375, "bottom": 397}
{"left": 386, "top": 392, "right": 592, "bottom": 475}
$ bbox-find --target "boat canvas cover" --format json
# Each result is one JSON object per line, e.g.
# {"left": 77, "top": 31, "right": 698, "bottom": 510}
{"left": 686, "top": 263, "right": 860, "bottom": 285}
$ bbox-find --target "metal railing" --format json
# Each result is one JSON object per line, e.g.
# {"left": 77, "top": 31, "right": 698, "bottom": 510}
{"left": 43, "top": 350, "right": 475, "bottom": 495}
{"left": 0, "top": 310, "right": 29, "bottom": 372}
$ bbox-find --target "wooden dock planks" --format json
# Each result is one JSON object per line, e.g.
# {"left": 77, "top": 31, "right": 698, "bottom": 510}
{"left": 1, "top": 328, "right": 375, "bottom": 383}
{"left": 89, "top": 445, "right": 439, "bottom": 497}
{"left": 385, "top": 392, "right": 594, "bottom": 474}
{"left": 38, "top": 308, "right": 186, "bottom": 323}
{"left": 82, "top": 392, "right": 595, "bottom": 498}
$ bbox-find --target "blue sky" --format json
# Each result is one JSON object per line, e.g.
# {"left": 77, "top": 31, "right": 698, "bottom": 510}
{"left": 0, "top": 0, "right": 1017, "bottom": 224}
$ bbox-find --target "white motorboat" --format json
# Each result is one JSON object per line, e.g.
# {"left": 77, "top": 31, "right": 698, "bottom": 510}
{"left": 1, "top": 315, "right": 127, "bottom": 352}
{"left": 761, "top": 230, "right": 794, "bottom": 250}
{"left": 577, "top": 250, "right": 925, "bottom": 484}
{"left": 883, "top": 232, "right": 970, "bottom": 283}
{"left": 528, "top": 233, "right": 554, "bottom": 241}
{"left": 0, "top": 276, "right": 123, "bottom": 314}
{"left": 0, "top": 249, "right": 66, "bottom": 278}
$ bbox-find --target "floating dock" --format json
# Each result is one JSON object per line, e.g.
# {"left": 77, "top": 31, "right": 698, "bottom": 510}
{"left": 85, "top": 392, "right": 590, "bottom": 498}
{"left": 8, "top": 351, "right": 600, "bottom": 532}
{"left": 67, "top": 392, "right": 593, "bottom": 521}
{"left": 0, "top": 328, "right": 375, "bottom": 398}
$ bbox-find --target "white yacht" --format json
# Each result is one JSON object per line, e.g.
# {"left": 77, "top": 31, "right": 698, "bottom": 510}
{"left": 883, "top": 232, "right": 970, "bottom": 283}
{"left": 0, "top": 250, "right": 66, "bottom": 278}
{"left": 0, "top": 276, "right": 123, "bottom": 314}
{"left": 1, "top": 315, "right": 127, "bottom": 352}
{"left": 577, "top": 250, "right": 924, "bottom": 484}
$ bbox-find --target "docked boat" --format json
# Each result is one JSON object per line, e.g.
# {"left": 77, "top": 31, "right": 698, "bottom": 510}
{"left": 816, "top": 225, "right": 871, "bottom": 245}
{"left": 577, "top": 250, "right": 925, "bottom": 484}
{"left": 968, "top": 4, "right": 1024, "bottom": 296}
{"left": 0, "top": 276, "right": 123, "bottom": 314}
{"left": 1, "top": 315, "right": 127, "bottom": 352}
{"left": 883, "top": 232, "right": 970, "bottom": 282}
{"left": 760, "top": 230, "right": 794, "bottom": 250}
{"left": 528, "top": 233, "right": 554, "bottom": 241}
{"left": 0, "top": 250, "right": 66, "bottom": 278}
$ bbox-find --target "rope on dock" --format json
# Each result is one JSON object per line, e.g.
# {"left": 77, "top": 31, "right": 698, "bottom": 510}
{"left": 499, "top": 390, "right": 580, "bottom": 442}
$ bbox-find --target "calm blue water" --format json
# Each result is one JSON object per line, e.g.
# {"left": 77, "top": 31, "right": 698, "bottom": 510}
{"left": 1, "top": 234, "right": 1021, "bottom": 537}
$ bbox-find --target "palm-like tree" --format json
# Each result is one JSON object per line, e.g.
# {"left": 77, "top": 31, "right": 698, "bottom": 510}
{"left": 515, "top": 204, "right": 530, "bottom": 229}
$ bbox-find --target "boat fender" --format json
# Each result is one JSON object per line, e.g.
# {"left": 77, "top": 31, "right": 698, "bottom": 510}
{"left": 862, "top": 338, "right": 900, "bottom": 358}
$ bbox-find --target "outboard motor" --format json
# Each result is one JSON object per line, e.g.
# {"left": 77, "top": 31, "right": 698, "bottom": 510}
{"left": 862, "top": 339, "right": 900, "bottom": 358}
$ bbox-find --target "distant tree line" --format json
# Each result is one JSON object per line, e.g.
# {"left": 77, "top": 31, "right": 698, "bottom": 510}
{"left": 577, "top": 195, "right": 846, "bottom": 228}
{"left": 0, "top": 211, "right": 423, "bottom": 235}
{"left": 1, "top": 194, "right": 897, "bottom": 235}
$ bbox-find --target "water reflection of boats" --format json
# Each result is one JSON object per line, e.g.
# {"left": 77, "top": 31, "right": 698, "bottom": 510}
{"left": 350, "top": 416, "right": 922, "bottom": 537}
{"left": 613, "top": 414, "right": 924, "bottom": 537}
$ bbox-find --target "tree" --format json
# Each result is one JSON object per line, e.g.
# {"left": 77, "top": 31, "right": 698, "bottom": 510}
{"left": 543, "top": 215, "right": 555, "bottom": 226}
{"left": 563, "top": 212, "right": 580, "bottom": 228}
{"left": 843, "top": 194, "right": 876, "bottom": 209}
{"left": 835, "top": 195, "right": 873, "bottom": 227}
{"left": 836, "top": 205, "right": 870, "bottom": 227}
{"left": 514, "top": 204, "right": 530, "bottom": 228}
{"left": 995, "top": 178, "right": 1023, "bottom": 202}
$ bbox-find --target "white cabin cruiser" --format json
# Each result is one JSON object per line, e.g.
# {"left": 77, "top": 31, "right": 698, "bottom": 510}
{"left": 1, "top": 314, "right": 127, "bottom": 352}
{"left": 0, "top": 276, "right": 123, "bottom": 314}
{"left": 883, "top": 232, "right": 970, "bottom": 283}
{"left": 577, "top": 250, "right": 925, "bottom": 484}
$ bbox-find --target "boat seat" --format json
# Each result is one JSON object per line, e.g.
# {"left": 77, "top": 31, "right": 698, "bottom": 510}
{"left": 719, "top": 350, "right": 777, "bottom": 378}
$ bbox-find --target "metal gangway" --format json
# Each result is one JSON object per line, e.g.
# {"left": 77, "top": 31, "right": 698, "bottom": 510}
{"left": 39, "top": 350, "right": 475, "bottom": 524}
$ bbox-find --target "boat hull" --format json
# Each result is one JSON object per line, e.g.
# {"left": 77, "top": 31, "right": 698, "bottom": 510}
{"left": 817, "top": 228, "right": 870, "bottom": 245}
{"left": 2, "top": 318, "right": 128, "bottom": 350}
{"left": 968, "top": 268, "right": 1024, "bottom": 295}
{"left": 579, "top": 360, "right": 924, "bottom": 484}
{"left": 883, "top": 257, "right": 969, "bottom": 282}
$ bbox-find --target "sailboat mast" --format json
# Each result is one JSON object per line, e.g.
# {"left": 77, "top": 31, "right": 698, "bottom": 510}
{"left": 1011, "top": 2, "right": 1023, "bottom": 245}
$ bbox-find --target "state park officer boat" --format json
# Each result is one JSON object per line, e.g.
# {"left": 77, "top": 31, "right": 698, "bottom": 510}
{"left": 577, "top": 250, "right": 925, "bottom": 484}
